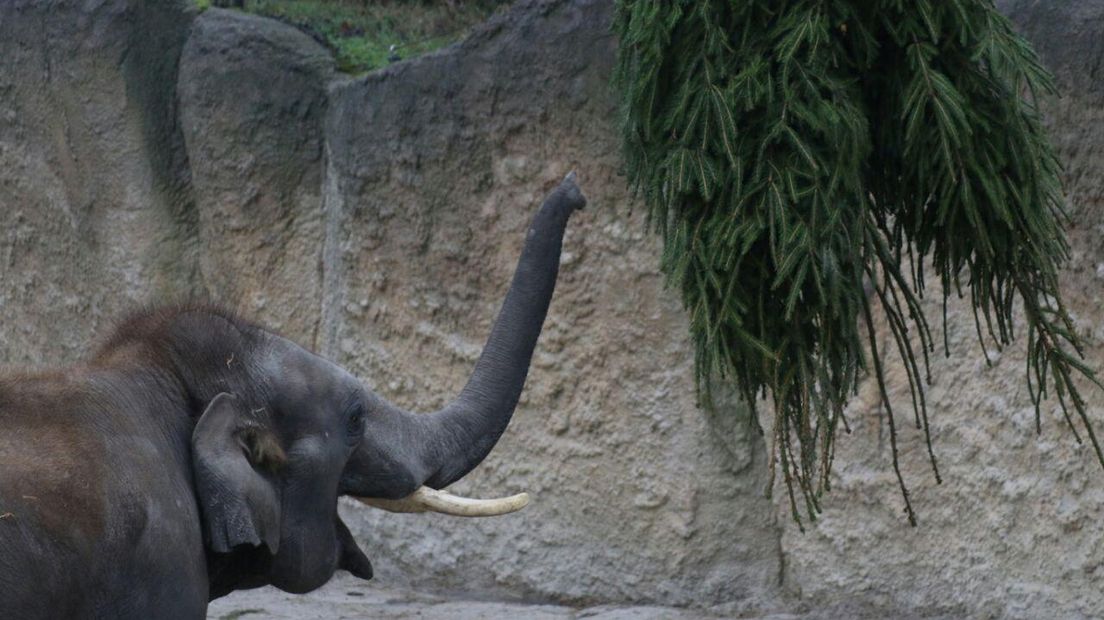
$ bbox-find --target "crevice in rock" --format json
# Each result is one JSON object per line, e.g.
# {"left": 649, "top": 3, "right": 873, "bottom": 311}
{"left": 123, "top": 2, "right": 206, "bottom": 296}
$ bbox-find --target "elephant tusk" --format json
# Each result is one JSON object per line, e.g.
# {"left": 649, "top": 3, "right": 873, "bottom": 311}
{"left": 354, "top": 486, "right": 530, "bottom": 517}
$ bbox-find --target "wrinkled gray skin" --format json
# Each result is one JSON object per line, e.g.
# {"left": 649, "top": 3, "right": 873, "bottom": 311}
{"left": 0, "top": 176, "right": 585, "bottom": 619}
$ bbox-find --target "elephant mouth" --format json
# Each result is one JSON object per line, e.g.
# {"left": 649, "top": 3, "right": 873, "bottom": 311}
{"left": 354, "top": 486, "right": 530, "bottom": 517}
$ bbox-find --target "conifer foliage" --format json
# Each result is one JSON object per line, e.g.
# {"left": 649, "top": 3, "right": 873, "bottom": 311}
{"left": 614, "top": 0, "right": 1099, "bottom": 526}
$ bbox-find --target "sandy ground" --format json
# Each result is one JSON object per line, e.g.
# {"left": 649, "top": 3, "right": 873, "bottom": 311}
{"left": 204, "top": 574, "right": 938, "bottom": 619}
{"left": 206, "top": 574, "right": 795, "bottom": 620}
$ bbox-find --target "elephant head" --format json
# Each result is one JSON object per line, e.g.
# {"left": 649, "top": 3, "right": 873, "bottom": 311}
{"left": 168, "top": 174, "right": 585, "bottom": 595}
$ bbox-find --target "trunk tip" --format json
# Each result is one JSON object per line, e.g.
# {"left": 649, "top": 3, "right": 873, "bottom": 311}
{"left": 558, "top": 170, "right": 587, "bottom": 212}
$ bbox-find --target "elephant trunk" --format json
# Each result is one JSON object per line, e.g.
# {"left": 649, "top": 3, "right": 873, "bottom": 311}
{"left": 345, "top": 173, "right": 585, "bottom": 508}
{"left": 421, "top": 172, "right": 586, "bottom": 488}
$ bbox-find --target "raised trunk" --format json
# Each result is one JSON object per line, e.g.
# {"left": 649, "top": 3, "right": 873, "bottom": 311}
{"left": 343, "top": 174, "right": 585, "bottom": 499}
{"left": 421, "top": 173, "right": 586, "bottom": 488}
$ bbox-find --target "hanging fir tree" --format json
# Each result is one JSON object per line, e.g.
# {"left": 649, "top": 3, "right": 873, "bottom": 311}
{"left": 613, "top": 0, "right": 1100, "bottom": 526}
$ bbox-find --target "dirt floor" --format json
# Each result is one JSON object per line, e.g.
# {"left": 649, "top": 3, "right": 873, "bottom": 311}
{"left": 205, "top": 574, "right": 937, "bottom": 619}
{"left": 206, "top": 574, "right": 776, "bottom": 619}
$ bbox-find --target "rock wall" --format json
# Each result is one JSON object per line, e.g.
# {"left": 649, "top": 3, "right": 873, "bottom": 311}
{"left": 178, "top": 10, "right": 334, "bottom": 343}
{"left": 1, "top": 0, "right": 1103, "bottom": 616}
{"left": 0, "top": 0, "right": 201, "bottom": 365}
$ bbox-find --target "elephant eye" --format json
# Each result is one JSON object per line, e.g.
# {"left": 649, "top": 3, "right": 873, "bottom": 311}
{"left": 345, "top": 404, "right": 365, "bottom": 439}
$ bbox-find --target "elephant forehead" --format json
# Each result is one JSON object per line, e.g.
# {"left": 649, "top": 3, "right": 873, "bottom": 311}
{"left": 262, "top": 335, "right": 358, "bottom": 401}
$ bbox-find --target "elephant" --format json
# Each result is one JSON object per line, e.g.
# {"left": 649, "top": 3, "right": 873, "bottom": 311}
{"left": 0, "top": 173, "right": 586, "bottom": 619}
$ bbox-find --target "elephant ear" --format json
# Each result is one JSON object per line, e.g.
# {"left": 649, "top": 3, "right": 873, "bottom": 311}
{"left": 192, "top": 392, "right": 284, "bottom": 554}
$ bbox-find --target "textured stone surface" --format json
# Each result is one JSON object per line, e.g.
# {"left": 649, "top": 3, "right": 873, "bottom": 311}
{"left": 0, "top": 0, "right": 200, "bottom": 366}
{"left": 3, "top": 0, "right": 1104, "bottom": 617}
{"left": 178, "top": 9, "right": 335, "bottom": 343}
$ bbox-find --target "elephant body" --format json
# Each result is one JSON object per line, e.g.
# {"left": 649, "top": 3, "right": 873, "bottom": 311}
{"left": 0, "top": 175, "right": 586, "bottom": 619}
{"left": 0, "top": 358, "right": 209, "bottom": 618}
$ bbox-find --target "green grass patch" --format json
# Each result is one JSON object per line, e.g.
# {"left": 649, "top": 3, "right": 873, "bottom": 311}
{"left": 210, "top": 1, "right": 510, "bottom": 74}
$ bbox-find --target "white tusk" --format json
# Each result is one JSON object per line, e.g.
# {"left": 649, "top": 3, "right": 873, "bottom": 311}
{"left": 355, "top": 486, "right": 530, "bottom": 517}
